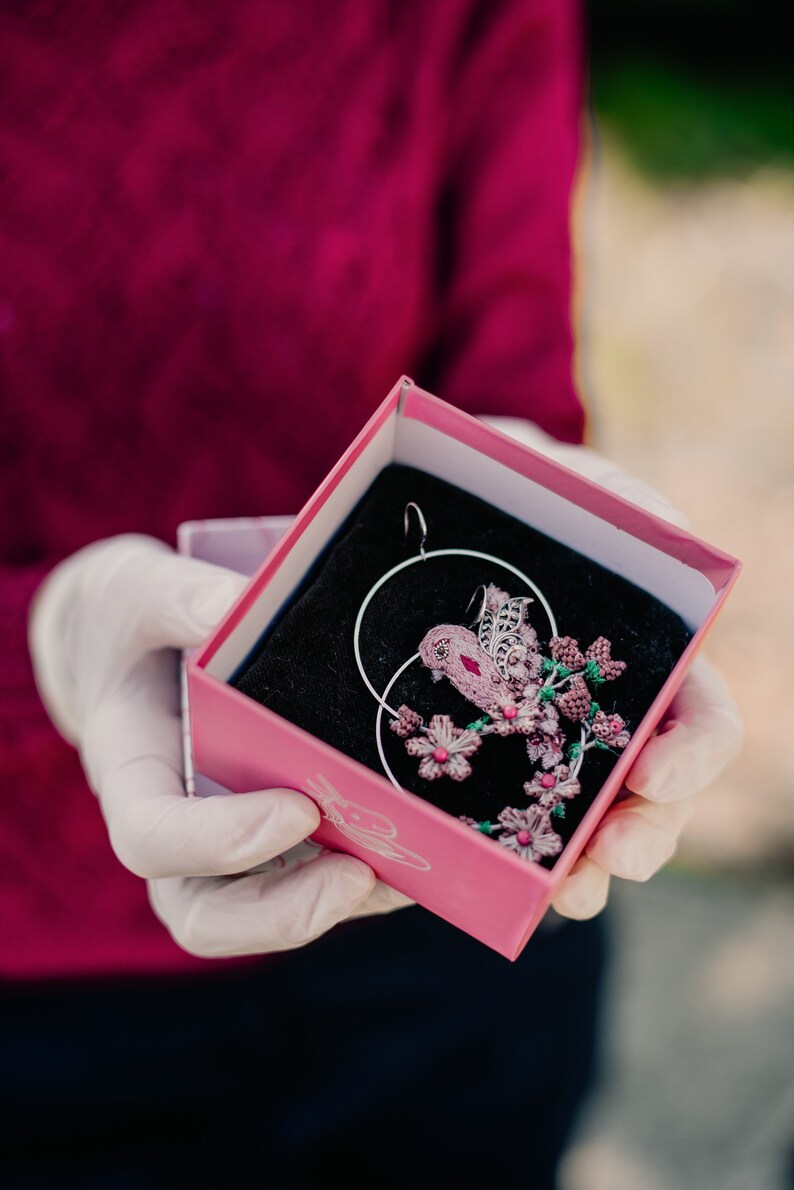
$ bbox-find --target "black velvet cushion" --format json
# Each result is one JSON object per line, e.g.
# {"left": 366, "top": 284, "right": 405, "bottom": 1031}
{"left": 232, "top": 464, "right": 692, "bottom": 865}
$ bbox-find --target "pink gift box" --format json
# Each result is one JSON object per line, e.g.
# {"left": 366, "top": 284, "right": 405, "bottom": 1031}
{"left": 183, "top": 376, "right": 741, "bottom": 960}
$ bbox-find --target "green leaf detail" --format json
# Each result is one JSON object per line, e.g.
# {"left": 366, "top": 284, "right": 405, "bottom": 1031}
{"left": 539, "top": 685, "right": 556, "bottom": 703}
{"left": 567, "top": 742, "right": 582, "bottom": 760}
{"left": 551, "top": 804, "right": 566, "bottom": 819}
{"left": 594, "top": 739, "right": 610, "bottom": 750}
{"left": 584, "top": 659, "right": 606, "bottom": 686}
{"left": 476, "top": 821, "right": 493, "bottom": 834}
{"left": 588, "top": 701, "right": 601, "bottom": 722}
{"left": 556, "top": 665, "right": 572, "bottom": 678}
{"left": 465, "top": 715, "right": 492, "bottom": 732}
{"left": 541, "top": 656, "right": 556, "bottom": 675}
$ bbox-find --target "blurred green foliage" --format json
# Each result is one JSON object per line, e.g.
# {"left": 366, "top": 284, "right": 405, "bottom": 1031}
{"left": 592, "top": 60, "right": 794, "bottom": 179}
{"left": 587, "top": 0, "right": 794, "bottom": 178}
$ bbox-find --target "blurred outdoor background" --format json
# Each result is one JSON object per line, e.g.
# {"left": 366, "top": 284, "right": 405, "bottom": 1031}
{"left": 561, "top": 3, "right": 794, "bottom": 1188}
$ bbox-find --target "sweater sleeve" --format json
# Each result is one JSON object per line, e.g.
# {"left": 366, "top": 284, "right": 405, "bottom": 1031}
{"left": 418, "top": 0, "right": 586, "bottom": 444}
{"left": 0, "top": 562, "right": 61, "bottom": 755}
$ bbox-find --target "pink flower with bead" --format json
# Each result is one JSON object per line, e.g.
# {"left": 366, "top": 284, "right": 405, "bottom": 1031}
{"left": 486, "top": 696, "right": 540, "bottom": 737}
{"left": 405, "top": 714, "right": 481, "bottom": 781}
{"left": 523, "top": 764, "right": 581, "bottom": 809}
{"left": 590, "top": 710, "right": 631, "bottom": 749}
{"left": 497, "top": 805, "right": 563, "bottom": 862}
{"left": 525, "top": 695, "right": 560, "bottom": 737}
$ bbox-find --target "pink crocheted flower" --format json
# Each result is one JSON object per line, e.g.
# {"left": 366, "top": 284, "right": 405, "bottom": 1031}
{"left": 504, "top": 641, "right": 543, "bottom": 685}
{"left": 591, "top": 710, "right": 631, "bottom": 749}
{"left": 389, "top": 704, "right": 423, "bottom": 739}
{"left": 497, "top": 805, "right": 563, "bottom": 862}
{"left": 531, "top": 698, "right": 560, "bottom": 736}
{"left": 486, "top": 696, "right": 541, "bottom": 737}
{"left": 485, "top": 582, "right": 511, "bottom": 611}
{"left": 405, "top": 714, "right": 481, "bottom": 781}
{"left": 585, "top": 636, "right": 627, "bottom": 681}
{"left": 523, "top": 764, "right": 581, "bottom": 809}
{"left": 499, "top": 620, "right": 543, "bottom": 686}
{"left": 526, "top": 729, "right": 566, "bottom": 770}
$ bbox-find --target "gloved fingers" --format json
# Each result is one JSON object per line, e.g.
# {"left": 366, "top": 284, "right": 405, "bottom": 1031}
{"left": 148, "top": 851, "right": 376, "bottom": 957}
{"left": 30, "top": 534, "right": 247, "bottom": 744}
{"left": 84, "top": 656, "right": 321, "bottom": 880}
{"left": 346, "top": 881, "right": 415, "bottom": 918}
{"left": 106, "top": 762, "right": 322, "bottom": 880}
{"left": 625, "top": 654, "right": 742, "bottom": 803}
{"left": 235, "top": 840, "right": 414, "bottom": 918}
{"left": 552, "top": 792, "right": 696, "bottom": 919}
{"left": 551, "top": 855, "right": 611, "bottom": 920}
{"left": 97, "top": 538, "right": 249, "bottom": 652}
{"left": 584, "top": 792, "right": 694, "bottom": 881}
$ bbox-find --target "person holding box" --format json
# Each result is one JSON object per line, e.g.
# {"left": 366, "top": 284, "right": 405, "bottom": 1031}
{"left": 1, "top": 1, "right": 739, "bottom": 1184}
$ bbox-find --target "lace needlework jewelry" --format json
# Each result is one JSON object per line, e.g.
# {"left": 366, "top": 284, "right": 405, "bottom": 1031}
{"left": 352, "top": 503, "right": 632, "bottom": 865}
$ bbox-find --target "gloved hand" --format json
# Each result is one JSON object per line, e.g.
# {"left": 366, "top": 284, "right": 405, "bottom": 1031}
{"left": 480, "top": 415, "right": 743, "bottom": 919}
{"left": 28, "top": 534, "right": 410, "bottom": 958}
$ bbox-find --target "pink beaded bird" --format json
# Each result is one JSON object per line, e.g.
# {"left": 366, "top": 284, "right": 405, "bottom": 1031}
{"left": 417, "top": 583, "right": 541, "bottom": 711}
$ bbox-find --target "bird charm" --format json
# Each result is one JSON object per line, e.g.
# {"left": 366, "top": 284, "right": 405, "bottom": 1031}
{"left": 417, "top": 584, "right": 540, "bottom": 710}
{"left": 418, "top": 622, "right": 513, "bottom": 711}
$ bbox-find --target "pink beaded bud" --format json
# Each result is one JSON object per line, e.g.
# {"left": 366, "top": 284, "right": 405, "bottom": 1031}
{"left": 390, "top": 704, "right": 424, "bottom": 738}
{"left": 549, "top": 635, "right": 586, "bottom": 671}
{"left": 585, "top": 636, "right": 627, "bottom": 681}
{"left": 557, "top": 675, "right": 592, "bottom": 722}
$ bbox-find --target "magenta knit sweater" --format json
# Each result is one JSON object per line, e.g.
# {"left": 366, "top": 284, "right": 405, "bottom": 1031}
{"left": 0, "top": 0, "right": 584, "bottom": 979}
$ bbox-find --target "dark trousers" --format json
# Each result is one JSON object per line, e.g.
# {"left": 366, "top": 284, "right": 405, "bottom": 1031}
{"left": 0, "top": 907, "right": 607, "bottom": 1189}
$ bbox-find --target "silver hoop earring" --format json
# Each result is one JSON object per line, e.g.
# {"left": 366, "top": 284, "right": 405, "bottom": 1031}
{"left": 352, "top": 502, "right": 633, "bottom": 865}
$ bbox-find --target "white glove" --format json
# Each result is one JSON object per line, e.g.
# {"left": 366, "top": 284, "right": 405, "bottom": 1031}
{"left": 480, "top": 415, "right": 743, "bottom": 920}
{"left": 29, "top": 535, "right": 409, "bottom": 959}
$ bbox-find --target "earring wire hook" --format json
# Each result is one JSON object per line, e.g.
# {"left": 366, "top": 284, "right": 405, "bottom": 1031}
{"left": 403, "top": 502, "right": 428, "bottom": 561}
{"left": 466, "top": 583, "right": 488, "bottom": 626}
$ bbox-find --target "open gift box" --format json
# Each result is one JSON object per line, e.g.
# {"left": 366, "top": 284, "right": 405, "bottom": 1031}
{"left": 183, "top": 376, "right": 741, "bottom": 960}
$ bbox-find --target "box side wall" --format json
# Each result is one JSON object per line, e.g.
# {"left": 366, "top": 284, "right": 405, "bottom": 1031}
{"left": 177, "top": 516, "right": 295, "bottom": 576}
{"left": 402, "top": 385, "right": 740, "bottom": 591}
{"left": 394, "top": 405, "right": 737, "bottom": 629}
{"left": 178, "top": 514, "right": 297, "bottom": 797}
{"left": 196, "top": 381, "right": 741, "bottom": 689}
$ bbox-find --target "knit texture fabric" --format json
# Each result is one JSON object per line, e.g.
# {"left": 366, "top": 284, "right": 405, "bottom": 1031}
{"left": 0, "top": 0, "right": 584, "bottom": 978}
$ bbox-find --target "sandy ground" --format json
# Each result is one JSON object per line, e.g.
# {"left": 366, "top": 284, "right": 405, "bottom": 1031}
{"left": 577, "top": 135, "right": 794, "bottom": 868}
{"left": 561, "top": 137, "right": 794, "bottom": 1190}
